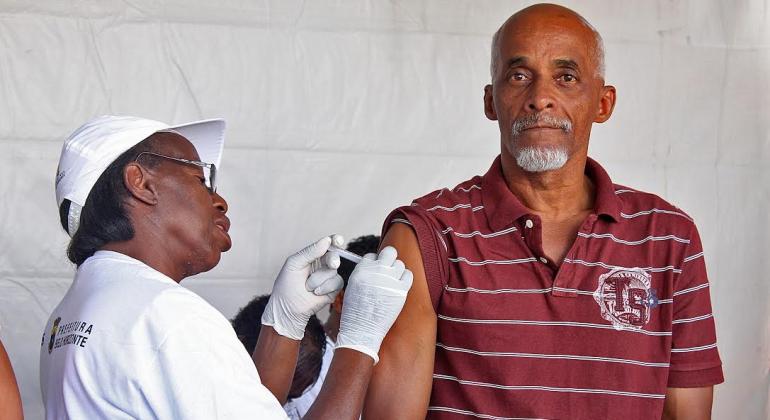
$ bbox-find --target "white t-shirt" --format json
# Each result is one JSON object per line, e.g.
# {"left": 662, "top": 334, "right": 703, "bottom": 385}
{"left": 39, "top": 251, "right": 288, "bottom": 420}
{"left": 283, "top": 335, "right": 334, "bottom": 420}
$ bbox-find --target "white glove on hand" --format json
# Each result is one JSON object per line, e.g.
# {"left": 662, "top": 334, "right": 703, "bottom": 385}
{"left": 336, "top": 246, "right": 414, "bottom": 364}
{"left": 262, "top": 235, "right": 345, "bottom": 340}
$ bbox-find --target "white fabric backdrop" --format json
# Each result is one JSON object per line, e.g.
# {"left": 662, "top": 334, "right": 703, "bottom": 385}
{"left": 0, "top": 1, "right": 767, "bottom": 418}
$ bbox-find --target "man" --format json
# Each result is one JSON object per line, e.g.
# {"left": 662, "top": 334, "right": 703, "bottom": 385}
{"left": 231, "top": 294, "right": 327, "bottom": 419}
{"left": 40, "top": 115, "right": 413, "bottom": 419}
{"left": 367, "top": 4, "right": 723, "bottom": 419}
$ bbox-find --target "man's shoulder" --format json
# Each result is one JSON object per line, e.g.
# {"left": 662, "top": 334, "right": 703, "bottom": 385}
{"left": 612, "top": 183, "right": 697, "bottom": 229}
{"left": 401, "top": 175, "right": 484, "bottom": 213}
{"left": 383, "top": 175, "right": 485, "bottom": 236}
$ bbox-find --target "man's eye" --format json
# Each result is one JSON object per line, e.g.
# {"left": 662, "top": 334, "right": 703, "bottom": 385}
{"left": 511, "top": 73, "right": 527, "bottom": 81}
{"left": 560, "top": 74, "right": 577, "bottom": 82}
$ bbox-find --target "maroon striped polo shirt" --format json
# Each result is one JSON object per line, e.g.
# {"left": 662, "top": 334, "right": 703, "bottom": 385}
{"left": 383, "top": 156, "right": 723, "bottom": 419}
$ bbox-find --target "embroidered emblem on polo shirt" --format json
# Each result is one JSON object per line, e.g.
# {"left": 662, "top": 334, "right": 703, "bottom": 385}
{"left": 593, "top": 268, "right": 654, "bottom": 330}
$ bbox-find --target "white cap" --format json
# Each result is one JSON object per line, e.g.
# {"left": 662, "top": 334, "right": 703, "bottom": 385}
{"left": 55, "top": 115, "right": 226, "bottom": 237}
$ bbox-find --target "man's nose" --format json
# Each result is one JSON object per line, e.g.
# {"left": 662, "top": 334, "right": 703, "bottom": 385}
{"left": 526, "top": 78, "right": 555, "bottom": 112}
{"left": 212, "top": 191, "right": 228, "bottom": 213}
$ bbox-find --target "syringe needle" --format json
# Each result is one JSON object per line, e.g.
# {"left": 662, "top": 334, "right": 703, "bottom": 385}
{"left": 328, "top": 245, "right": 363, "bottom": 264}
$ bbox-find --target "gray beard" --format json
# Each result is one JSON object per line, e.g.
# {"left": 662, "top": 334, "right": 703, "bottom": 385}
{"left": 506, "top": 113, "right": 572, "bottom": 173}
{"left": 512, "top": 145, "right": 569, "bottom": 173}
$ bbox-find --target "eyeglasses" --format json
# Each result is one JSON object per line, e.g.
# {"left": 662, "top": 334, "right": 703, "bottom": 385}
{"left": 135, "top": 151, "right": 217, "bottom": 193}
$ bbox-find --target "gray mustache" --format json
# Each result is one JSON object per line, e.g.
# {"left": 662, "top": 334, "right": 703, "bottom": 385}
{"left": 511, "top": 114, "right": 573, "bottom": 137}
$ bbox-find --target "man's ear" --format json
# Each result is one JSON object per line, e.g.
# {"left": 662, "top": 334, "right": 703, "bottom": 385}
{"left": 123, "top": 162, "right": 158, "bottom": 205}
{"left": 484, "top": 84, "right": 498, "bottom": 121}
{"left": 594, "top": 85, "right": 616, "bottom": 123}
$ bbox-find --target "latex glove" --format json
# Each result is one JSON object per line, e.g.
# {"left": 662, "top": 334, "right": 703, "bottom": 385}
{"left": 336, "top": 246, "right": 414, "bottom": 363}
{"left": 262, "top": 235, "right": 345, "bottom": 340}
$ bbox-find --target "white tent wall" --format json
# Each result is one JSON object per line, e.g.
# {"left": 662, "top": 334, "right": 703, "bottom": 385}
{"left": 0, "top": 0, "right": 766, "bottom": 418}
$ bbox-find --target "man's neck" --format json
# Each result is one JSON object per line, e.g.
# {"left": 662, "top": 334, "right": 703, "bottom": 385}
{"left": 500, "top": 152, "right": 595, "bottom": 219}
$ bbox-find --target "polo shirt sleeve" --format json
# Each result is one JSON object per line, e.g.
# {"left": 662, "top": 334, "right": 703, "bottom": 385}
{"left": 667, "top": 222, "right": 724, "bottom": 388}
{"left": 382, "top": 205, "right": 449, "bottom": 312}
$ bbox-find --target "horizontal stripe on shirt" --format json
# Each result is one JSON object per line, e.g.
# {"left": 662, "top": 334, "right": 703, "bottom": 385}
{"left": 444, "top": 285, "right": 672, "bottom": 303}
{"left": 449, "top": 256, "right": 537, "bottom": 266}
{"left": 443, "top": 286, "right": 675, "bottom": 305}
{"left": 670, "top": 343, "right": 718, "bottom": 353}
{"left": 433, "top": 374, "right": 666, "bottom": 399}
{"left": 673, "top": 283, "right": 709, "bottom": 296}
{"left": 563, "top": 258, "right": 682, "bottom": 274}
{"left": 427, "top": 203, "right": 484, "bottom": 212}
{"left": 455, "top": 185, "right": 481, "bottom": 193}
{"left": 620, "top": 209, "right": 693, "bottom": 221}
{"left": 577, "top": 232, "right": 691, "bottom": 245}
{"left": 436, "top": 343, "right": 670, "bottom": 367}
{"left": 428, "top": 406, "right": 545, "bottom": 420}
{"left": 389, "top": 217, "right": 412, "bottom": 226}
{"left": 446, "top": 255, "right": 683, "bottom": 273}
{"left": 683, "top": 252, "right": 704, "bottom": 263}
{"left": 437, "top": 315, "right": 672, "bottom": 336}
{"left": 442, "top": 226, "right": 518, "bottom": 238}
{"left": 672, "top": 313, "right": 713, "bottom": 324}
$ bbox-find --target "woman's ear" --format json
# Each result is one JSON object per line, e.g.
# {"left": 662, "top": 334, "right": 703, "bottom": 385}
{"left": 123, "top": 162, "right": 158, "bottom": 205}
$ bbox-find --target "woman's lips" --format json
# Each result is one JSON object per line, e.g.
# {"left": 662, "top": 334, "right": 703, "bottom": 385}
{"left": 215, "top": 216, "right": 230, "bottom": 233}
{"left": 214, "top": 216, "right": 232, "bottom": 249}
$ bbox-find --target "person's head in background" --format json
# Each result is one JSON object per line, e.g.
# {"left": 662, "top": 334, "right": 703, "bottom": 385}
{"left": 325, "top": 235, "right": 381, "bottom": 341}
{"left": 231, "top": 295, "right": 326, "bottom": 400}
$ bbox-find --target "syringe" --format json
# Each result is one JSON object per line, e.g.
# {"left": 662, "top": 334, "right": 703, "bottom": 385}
{"left": 328, "top": 245, "right": 363, "bottom": 264}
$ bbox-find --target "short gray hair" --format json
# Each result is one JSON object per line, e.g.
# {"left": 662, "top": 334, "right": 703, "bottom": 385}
{"left": 489, "top": 13, "right": 606, "bottom": 80}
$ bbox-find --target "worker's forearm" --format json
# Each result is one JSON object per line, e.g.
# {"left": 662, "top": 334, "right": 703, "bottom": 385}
{"left": 252, "top": 325, "right": 300, "bottom": 405}
{"left": 303, "top": 348, "right": 375, "bottom": 420}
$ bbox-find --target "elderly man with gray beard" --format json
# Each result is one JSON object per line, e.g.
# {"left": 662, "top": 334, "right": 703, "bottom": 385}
{"left": 362, "top": 4, "right": 723, "bottom": 420}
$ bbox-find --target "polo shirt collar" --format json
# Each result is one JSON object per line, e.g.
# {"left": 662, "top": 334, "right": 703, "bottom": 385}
{"left": 586, "top": 157, "right": 621, "bottom": 222}
{"left": 481, "top": 155, "right": 621, "bottom": 231}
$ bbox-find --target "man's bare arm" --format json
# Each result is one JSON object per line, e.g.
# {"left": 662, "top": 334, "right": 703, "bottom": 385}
{"left": 662, "top": 386, "right": 714, "bottom": 420}
{"left": 362, "top": 222, "right": 437, "bottom": 419}
{"left": 0, "top": 340, "right": 23, "bottom": 420}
